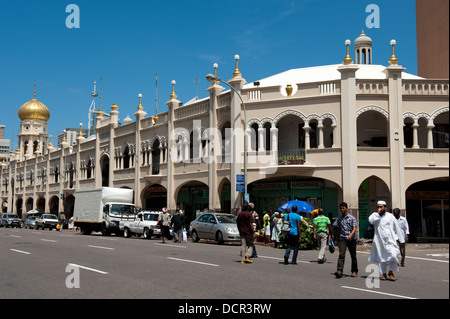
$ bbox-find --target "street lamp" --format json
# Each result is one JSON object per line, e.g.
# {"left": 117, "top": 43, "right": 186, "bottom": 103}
{"left": 206, "top": 74, "right": 248, "bottom": 199}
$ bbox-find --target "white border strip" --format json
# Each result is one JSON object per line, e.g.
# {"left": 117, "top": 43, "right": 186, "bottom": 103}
{"left": 68, "top": 263, "right": 109, "bottom": 275}
{"left": 10, "top": 249, "right": 30, "bottom": 255}
{"left": 167, "top": 257, "right": 219, "bottom": 267}
{"left": 342, "top": 286, "right": 417, "bottom": 299}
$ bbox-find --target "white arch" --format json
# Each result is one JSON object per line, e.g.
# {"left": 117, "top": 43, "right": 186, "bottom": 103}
{"left": 356, "top": 105, "right": 389, "bottom": 119}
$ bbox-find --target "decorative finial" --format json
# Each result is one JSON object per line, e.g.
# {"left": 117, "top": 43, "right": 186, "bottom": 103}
{"left": 233, "top": 55, "right": 241, "bottom": 78}
{"left": 111, "top": 103, "right": 119, "bottom": 111}
{"left": 137, "top": 93, "right": 144, "bottom": 110}
{"left": 389, "top": 39, "right": 398, "bottom": 65}
{"left": 33, "top": 80, "right": 37, "bottom": 98}
{"left": 170, "top": 80, "right": 177, "bottom": 99}
{"left": 78, "top": 123, "right": 84, "bottom": 137}
{"left": 343, "top": 39, "right": 353, "bottom": 64}
{"left": 63, "top": 130, "right": 67, "bottom": 142}
{"left": 213, "top": 63, "right": 219, "bottom": 84}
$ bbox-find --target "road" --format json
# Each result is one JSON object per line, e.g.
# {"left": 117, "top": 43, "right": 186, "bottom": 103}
{"left": 1, "top": 227, "right": 448, "bottom": 302}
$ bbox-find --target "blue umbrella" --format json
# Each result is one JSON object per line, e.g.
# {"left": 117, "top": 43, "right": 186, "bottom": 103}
{"left": 278, "top": 200, "right": 315, "bottom": 213}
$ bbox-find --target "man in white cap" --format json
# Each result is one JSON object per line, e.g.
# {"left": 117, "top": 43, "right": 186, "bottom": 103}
{"left": 158, "top": 207, "right": 172, "bottom": 243}
{"left": 368, "top": 200, "right": 405, "bottom": 281}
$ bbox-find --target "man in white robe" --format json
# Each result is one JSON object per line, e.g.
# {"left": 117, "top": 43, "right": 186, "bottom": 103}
{"left": 368, "top": 201, "right": 405, "bottom": 281}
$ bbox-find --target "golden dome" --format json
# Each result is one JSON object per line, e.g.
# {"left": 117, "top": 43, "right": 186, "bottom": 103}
{"left": 18, "top": 97, "right": 51, "bottom": 121}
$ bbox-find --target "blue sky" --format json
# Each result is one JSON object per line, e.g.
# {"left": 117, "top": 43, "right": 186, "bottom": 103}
{"left": 0, "top": 0, "right": 418, "bottom": 146}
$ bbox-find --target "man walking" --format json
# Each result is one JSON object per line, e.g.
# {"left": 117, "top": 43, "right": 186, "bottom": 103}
{"left": 284, "top": 205, "right": 302, "bottom": 265}
{"left": 314, "top": 208, "right": 333, "bottom": 264}
{"left": 236, "top": 203, "right": 255, "bottom": 264}
{"left": 334, "top": 202, "right": 358, "bottom": 278}
{"left": 171, "top": 208, "right": 185, "bottom": 243}
{"left": 158, "top": 207, "right": 171, "bottom": 243}
{"left": 369, "top": 201, "right": 404, "bottom": 281}
{"left": 393, "top": 208, "right": 409, "bottom": 267}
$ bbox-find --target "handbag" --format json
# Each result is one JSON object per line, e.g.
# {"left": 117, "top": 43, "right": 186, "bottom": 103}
{"left": 329, "top": 239, "right": 335, "bottom": 254}
{"left": 281, "top": 213, "right": 291, "bottom": 235}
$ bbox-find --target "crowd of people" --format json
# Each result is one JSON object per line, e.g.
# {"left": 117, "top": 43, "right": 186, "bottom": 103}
{"left": 236, "top": 200, "right": 410, "bottom": 282}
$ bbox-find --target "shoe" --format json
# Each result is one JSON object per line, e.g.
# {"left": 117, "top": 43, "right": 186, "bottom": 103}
{"left": 388, "top": 271, "right": 396, "bottom": 281}
{"left": 351, "top": 272, "right": 358, "bottom": 278}
{"left": 335, "top": 270, "right": 343, "bottom": 278}
{"left": 245, "top": 258, "right": 253, "bottom": 264}
{"left": 380, "top": 273, "right": 387, "bottom": 281}
{"left": 292, "top": 262, "right": 297, "bottom": 265}
{"left": 284, "top": 256, "right": 289, "bottom": 265}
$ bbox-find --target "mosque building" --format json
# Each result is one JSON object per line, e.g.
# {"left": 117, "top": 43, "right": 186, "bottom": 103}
{"left": 1, "top": 32, "right": 448, "bottom": 240}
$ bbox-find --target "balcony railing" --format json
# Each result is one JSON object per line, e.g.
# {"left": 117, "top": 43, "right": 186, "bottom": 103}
{"left": 276, "top": 149, "right": 306, "bottom": 165}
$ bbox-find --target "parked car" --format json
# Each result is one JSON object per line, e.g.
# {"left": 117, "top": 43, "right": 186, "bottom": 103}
{"left": 120, "top": 211, "right": 162, "bottom": 239}
{"left": 35, "top": 214, "right": 59, "bottom": 230}
{"left": 189, "top": 213, "right": 240, "bottom": 244}
{"left": 24, "top": 215, "right": 38, "bottom": 229}
{"left": 0, "top": 213, "right": 22, "bottom": 228}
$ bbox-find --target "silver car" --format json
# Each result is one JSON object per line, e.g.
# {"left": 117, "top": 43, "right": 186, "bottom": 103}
{"left": 24, "top": 216, "right": 37, "bottom": 229}
{"left": 189, "top": 213, "right": 240, "bottom": 244}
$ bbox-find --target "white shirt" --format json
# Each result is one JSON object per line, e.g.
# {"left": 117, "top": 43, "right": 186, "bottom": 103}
{"left": 368, "top": 212, "right": 404, "bottom": 264}
{"left": 396, "top": 216, "right": 410, "bottom": 239}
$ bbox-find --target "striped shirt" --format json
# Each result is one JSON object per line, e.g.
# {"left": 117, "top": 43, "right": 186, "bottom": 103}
{"left": 314, "top": 215, "right": 331, "bottom": 233}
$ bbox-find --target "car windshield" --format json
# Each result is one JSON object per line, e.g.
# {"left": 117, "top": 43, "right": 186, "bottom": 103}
{"left": 216, "top": 215, "right": 236, "bottom": 224}
{"left": 5, "top": 214, "right": 17, "bottom": 218}
{"left": 109, "top": 204, "right": 137, "bottom": 218}
{"left": 44, "top": 214, "right": 58, "bottom": 219}
{"left": 144, "top": 214, "right": 159, "bottom": 221}
{"left": 28, "top": 217, "right": 36, "bottom": 220}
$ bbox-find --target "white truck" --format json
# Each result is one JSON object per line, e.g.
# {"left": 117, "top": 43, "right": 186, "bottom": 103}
{"left": 120, "top": 211, "right": 162, "bottom": 239}
{"left": 73, "top": 187, "right": 137, "bottom": 236}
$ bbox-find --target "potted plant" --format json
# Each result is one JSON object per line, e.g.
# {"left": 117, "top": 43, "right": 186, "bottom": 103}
{"left": 296, "top": 155, "right": 304, "bottom": 164}
{"left": 288, "top": 155, "right": 294, "bottom": 165}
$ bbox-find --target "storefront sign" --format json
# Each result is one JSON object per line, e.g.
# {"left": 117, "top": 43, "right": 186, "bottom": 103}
{"left": 291, "top": 181, "right": 322, "bottom": 189}
{"left": 406, "top": 191, "right": 449, "bottom": 200}
{"left": 253, "top": 182, "right": 287, "bottom": 190}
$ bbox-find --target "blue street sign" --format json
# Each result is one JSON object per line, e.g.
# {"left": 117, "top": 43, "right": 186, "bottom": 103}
{"left": 236, "top": 174, "right": 245, "bottom": 184}
{"left": 236, "top": 183, "right": 245, "bottom": 192}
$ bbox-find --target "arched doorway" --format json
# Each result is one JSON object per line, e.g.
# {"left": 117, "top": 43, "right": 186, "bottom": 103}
{"left": 406, "top": 178, "right": 448, "bottom": 241}
{"left": 100, "top": 155, "right": 109, "bottom": 187}
{"left": 15, "top": 198, "right": 23, "bottom": 218}
{"left": 25, "top": 197, "right": 33, "bottom": 213}
{"left": 49, "top": 196, "right": 59, "bottom": 215}
{"left": 358, "top": 176, "right": 390, "bottom": 238}
{"left": 64, "top": 195, "right": 76, "bottom": 219}
{"left": 176, "top": 181, "right": 209, "bottom": 223}
{"left": 36, "top": 197, "right": 45, "bottom": 211}
{"left": 142, "top": 184, "right": 167, "bottom": 211}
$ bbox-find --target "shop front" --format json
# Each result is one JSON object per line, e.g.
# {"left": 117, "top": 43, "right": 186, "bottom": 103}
{"left": 248, "top": 179, "right": 338, "bottom": 216}
{"left": 406, "top": 183, "right": 449, "bottom": 241}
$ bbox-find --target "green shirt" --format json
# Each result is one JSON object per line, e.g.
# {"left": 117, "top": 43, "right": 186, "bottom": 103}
{"left": 314, "top": 215, "right": 330, "bottom": 233}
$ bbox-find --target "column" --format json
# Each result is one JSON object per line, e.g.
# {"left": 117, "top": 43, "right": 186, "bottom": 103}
{"left": 412, "top": 121, "right": 420, "bottom": 149}
{"left": 427, "top": 124, "right": 435, "bottom": 149}
{"left": 207, "top": 82, "right": 224, "bottom": 212}
{"left": 386, "top": 64, "right": 407, "bottom": 213}
{"left": 166, "top": 83, "right": 180, "bottom": 213}
{"left": 228, "top": 74, "right": 246, "bottom": 213}
{"left": 134, "top": 96, "right": 146, "bottom": 208}
{"left": 338, "top": 63, "right": 360, "bottom": 223}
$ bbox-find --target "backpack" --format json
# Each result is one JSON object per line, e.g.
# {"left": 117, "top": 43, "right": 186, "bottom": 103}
{"left": 281, "top": 213, "right": 291, "bottom": 235}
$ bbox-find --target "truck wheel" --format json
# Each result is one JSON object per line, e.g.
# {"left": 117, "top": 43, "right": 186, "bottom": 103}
{"left": 191, "top": 230, "right": 200, "bottom": 242}
{"left": 143, "top": 228, "right": 151, "bottom": 239}
{"left": 124, "top": 228, "right": 131, "bottom": 238}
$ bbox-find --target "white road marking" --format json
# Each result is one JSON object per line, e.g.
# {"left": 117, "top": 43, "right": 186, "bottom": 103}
{"left": 154, "top": 243, "right": 187, "bottom": 249}
{"left": 342, "top": 286, "right": 417, "bottom": 299}
{"left": 167, "top": 257, "right": 219, "bottom": 267}
{"left": 67, "top": 263, "right": 109, "bottom": 275}
{"left": 358, "top": 251, "right": 449, "bottom": 263}
{"left": 88, "top": 245, "right": 115, "bottom": 250}
{"left": 41, "top": 239, "right": 58, "bottom": 243}
{"left": 9, "top": 235, "right": 22, "bottom": 238}
{"left": 10, "top": 249, "right": 30, "bottom": 255}
{"left": 258, "top": 255, "right": 311, "bottom": 264}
